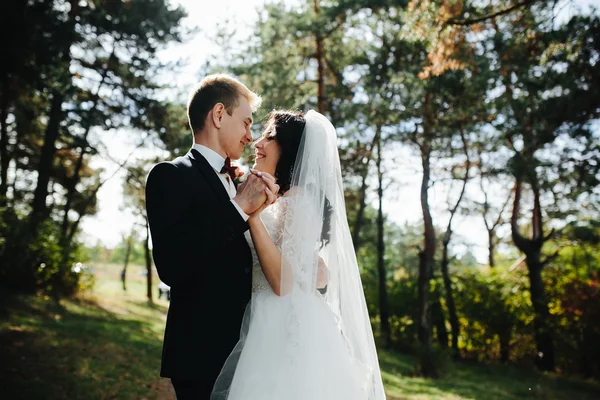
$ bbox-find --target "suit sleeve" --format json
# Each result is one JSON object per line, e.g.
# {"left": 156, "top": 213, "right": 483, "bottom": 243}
{"left": 145, "top": 162, "right": 249, "bottom": 287}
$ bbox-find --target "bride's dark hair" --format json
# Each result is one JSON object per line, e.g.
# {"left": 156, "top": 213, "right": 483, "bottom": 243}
{"left": 266, "top": 109, "right": 333, "bottom": 248}
{"left": 264, "top": 110, "right": 305, "bottom": 194}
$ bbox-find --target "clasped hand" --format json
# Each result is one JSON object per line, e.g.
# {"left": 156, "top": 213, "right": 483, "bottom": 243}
{"left": 234, "top": 169, "right": 279, "bottom": 218}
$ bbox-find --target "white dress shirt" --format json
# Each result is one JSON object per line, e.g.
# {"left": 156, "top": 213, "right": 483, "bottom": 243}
{"left": 192, "top": 144, "right": 249, "bottom": 222}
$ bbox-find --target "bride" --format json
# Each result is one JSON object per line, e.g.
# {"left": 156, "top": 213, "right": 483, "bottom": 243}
{"left": 211, "top": 110, "right": 386, "bottom": 400}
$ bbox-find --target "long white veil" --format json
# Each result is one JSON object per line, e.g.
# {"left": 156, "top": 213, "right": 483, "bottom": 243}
{"left": 279, "top": 110, "right": 385, "bottom": 398}
{"left": 212, "top": 110, "right": 385, "bottom": 399}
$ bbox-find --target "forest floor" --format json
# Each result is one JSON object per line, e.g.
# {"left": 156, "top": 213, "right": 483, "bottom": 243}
{"left": 1, "top": 263, "right": 599, "bottom": 400}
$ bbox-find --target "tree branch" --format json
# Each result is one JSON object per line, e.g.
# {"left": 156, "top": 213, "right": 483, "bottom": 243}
{"left": 543, "top": 228, "right": 556, "bottom": 242}
{"left": 511, "top": 176, "right": 530, "bottom": 251}
{"left": 541, "top": 248, "right": 561, "bottom": 268}
{"left": 493, "top": 188, "right": 513, "bottom": 230}
{"left": 445, "top": 0, "right": 538, "bottom": 26}
{"left": 443, "top": 127, "right": 471, "bottom": 246}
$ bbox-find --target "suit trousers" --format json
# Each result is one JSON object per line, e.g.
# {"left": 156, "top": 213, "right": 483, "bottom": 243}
{"left": 171, "top": 378, "right": 212, "bottom": 399}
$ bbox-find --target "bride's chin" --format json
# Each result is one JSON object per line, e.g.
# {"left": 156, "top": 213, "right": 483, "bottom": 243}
{"left": 252, "top": 161, "right": 265, "bottom": 172}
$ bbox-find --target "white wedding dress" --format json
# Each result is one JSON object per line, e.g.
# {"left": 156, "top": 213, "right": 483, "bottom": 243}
{"left": 212, "top": 110, "right": 385, "bottom": 400}
{"left": 212, "top": 197, "right": 373, "bottom": 400}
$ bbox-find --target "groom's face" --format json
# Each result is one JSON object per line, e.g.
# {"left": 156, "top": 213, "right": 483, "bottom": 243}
{"left": 219, "top": 96, "right": 253, "bottom": 160}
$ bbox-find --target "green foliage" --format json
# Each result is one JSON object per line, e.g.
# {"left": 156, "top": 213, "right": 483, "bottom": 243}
{"left": 543, "top": 224, "right": 600, "bottom": 378}
{"left": 358, "top": 217, "right": 600, "bottom": 377}
{"left": 0, "top": 208, "right": 91, "bottom": 298}
{"left": 0, "top": 0, "right": 187, "bottom": 298}
{"left": 454, "top": 267, "right": 532, "bottom": 363}
{"left": 109, "top": 239, "right": 146, "bottom": 266}
{"left": 0, "top": 208, "right": 37, "bottom": 291}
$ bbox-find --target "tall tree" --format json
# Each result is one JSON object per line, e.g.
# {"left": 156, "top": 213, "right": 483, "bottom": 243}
{"left": 27, "top": 0, "right": 185, "bottom": 234}
{"left": 406, "top": 0, "right": 600, "bottom": 372}
{"left": 492, "top": 7, "right": 600, "bottom": 372}
{"left": 121, "top": 231, "right": 136, "bottom": 292}
{"left": 375, "top": 124, "right": 391, "bottom": 346}
{"left": 0, "top": 0, "right": 186, "bottom": 296}
{"left": 124, "top": 161, "right": 155, "bottom": 303}
{"left": 475, "top": 140, "right": 512, "bottom": 268}
{"left": 440, "top": 129, "right": 471, "bottom": 358}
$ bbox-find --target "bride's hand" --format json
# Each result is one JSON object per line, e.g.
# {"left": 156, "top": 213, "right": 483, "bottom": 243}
{"left": 248, "top": 170, "right": 279, "bottom": 221}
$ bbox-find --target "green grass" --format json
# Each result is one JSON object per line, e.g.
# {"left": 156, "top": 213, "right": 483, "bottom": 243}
{"left": 1, "top": 262, "right": 599, "bottom": 399}
{"left": 0, "top": 263, "right": 174, "bottom": 400}
{"left": 378, "top": 350, "right": 600, "bottom": 399}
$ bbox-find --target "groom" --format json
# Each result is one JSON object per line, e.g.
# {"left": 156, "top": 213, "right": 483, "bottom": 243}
{"left": 146, "top": 74, "right": 272, "bottom": 399}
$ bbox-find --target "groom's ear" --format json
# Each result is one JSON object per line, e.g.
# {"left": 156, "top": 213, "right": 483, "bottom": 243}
{"left": 211, "top": 103, "right": 225, "bottom": 129}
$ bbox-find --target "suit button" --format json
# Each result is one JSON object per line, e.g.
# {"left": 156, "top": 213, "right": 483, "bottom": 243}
{"left": 244, "top": 268, "right": 250, "bottom": 274}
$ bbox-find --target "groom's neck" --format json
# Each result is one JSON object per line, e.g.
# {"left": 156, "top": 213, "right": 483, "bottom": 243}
{"left": 194, "top": 132, "right": 226, "bottom": 159}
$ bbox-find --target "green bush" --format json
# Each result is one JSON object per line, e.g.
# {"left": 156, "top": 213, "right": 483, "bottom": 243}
{"left": 546, "top": 266, "right": 600, "bottom": 378}
{"left": 0, "top": 208, "right": 93, "bottom": 298}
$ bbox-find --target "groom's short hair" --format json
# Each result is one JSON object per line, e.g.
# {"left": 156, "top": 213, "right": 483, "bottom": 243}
{"left": 187, "top": 74, "right": 261, "bottom": 134}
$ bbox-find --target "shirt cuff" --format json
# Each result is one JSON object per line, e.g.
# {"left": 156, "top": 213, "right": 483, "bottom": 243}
{"left": 231, "top": 199, "right": 249, "bottom": 222}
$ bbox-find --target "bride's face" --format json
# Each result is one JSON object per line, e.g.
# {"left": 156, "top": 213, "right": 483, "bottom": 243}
{"left": 252, "top": 124, "right": 281, "bottom": 176}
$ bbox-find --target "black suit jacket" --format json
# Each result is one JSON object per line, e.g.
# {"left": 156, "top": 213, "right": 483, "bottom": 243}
{"left": 145, "top": 148, "right": 252, "bottom": 382}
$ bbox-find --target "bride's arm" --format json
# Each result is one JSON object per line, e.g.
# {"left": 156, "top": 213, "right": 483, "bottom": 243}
{"left": 248, "top": 217, "right": 283, "bottom": 295}
{"left": 316, "top": 257, "right": 329, "bottom": 289}
{"left": 249, "top": 216, "right": 329, "bottom": 295}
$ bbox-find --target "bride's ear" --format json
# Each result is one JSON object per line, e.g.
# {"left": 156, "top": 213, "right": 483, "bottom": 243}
{"left": 211, "top": 103, "right": 225, "bottom": 129}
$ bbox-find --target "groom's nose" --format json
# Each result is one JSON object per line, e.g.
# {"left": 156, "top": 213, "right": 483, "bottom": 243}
{"left": 244, "top": 129, "right": 252, "bottom": 144}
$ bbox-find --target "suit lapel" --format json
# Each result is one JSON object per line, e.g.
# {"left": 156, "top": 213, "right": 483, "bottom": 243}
{"left": 188, "top": 149, "right": 231, "bottom": 203}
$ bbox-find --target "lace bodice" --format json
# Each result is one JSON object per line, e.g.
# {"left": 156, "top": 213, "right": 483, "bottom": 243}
{"left": 245, "top": 197, "right": 288, "bottom": 293}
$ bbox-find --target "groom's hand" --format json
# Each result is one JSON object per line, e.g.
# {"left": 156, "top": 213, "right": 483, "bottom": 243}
{"left": 235, "top": 174, "right": 268, "bottom": 215}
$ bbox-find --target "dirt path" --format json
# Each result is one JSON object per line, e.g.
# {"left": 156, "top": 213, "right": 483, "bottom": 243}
{"left": 150, "top": 378, "right": 176, "bottom": 400}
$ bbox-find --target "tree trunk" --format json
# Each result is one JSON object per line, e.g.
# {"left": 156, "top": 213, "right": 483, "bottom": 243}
{"left": 0, "top": 78, "right": 10, "bottom": 208}
{"left": 499, "top": 332, "right": 511, "bottom": 363}
{"left": 122, "top": 234, "right": 132, "bottom": 292}
{"left": 478, "top": 125, "right": 511, "bottom": 270}
{"left": 352, "top": 169, "right": 368, "bottom": 250}
{"left": 482, "top": 189, "right": 511, "bottom": 268}
{"left": 61, "top": 58, "right": 110, "bottom": 244}
{"left": 59, "top": 141, "right": 89, "bottom": 267}
{"left": 352, "top": 133, "right": 378, "bottom": 250}
{"left": 527, "top": 252, "right": 555, "bottom": 371}
{"left": 488, "top": 229, "right": 496, "bottom": 267}
{"left": 30, "top": 1, "right": 78, "bottom": 231}
{"left": 61, "top": 145, "right": 88, "bottom": 239}
{"left": 313, "top": 0, "right": 325, "bottom": 113}
{"left": 441, "top": 247, "right": 460, "bottom": 358}
{"left": 417, "top": 92, "right": 437, "bottom": 377}
{"left": 430, "top": 266, "right": 449, "bottom": 349}
{"left": 376, "top": 125, "right": 391, "bottom": 347}
{"left": 30, "top": 92, "right": 64, "bottom": 229}
{"left": 511, "top": 176, "right": 555, "bottom": 371}
{"left": 440, "top": 129, "right": 469, "bottom": 358}
{"left": 418, "top": 150, "right": 437, "bottom": 377}
{"left": 145, "top": 220, "right": 153, "bottom": 303}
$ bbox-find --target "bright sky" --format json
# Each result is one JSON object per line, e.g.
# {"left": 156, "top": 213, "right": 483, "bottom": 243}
{"left": 80, "top": 0, "right": 597, "bottom": 263}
